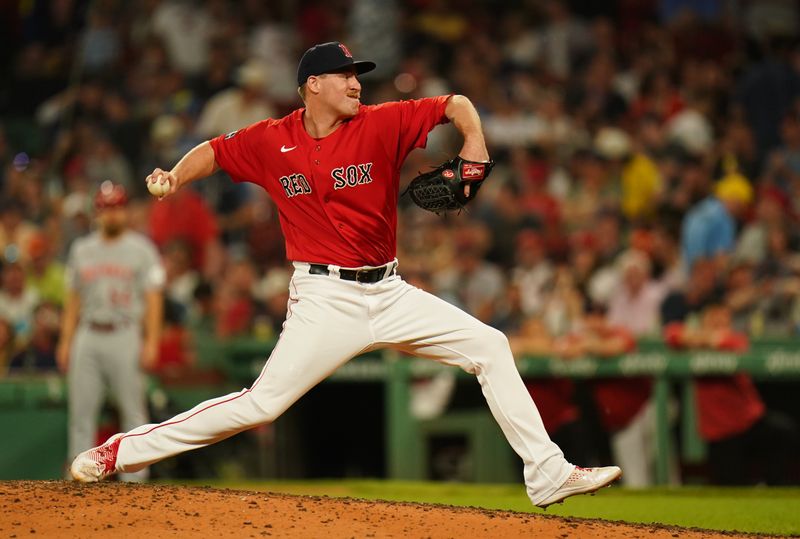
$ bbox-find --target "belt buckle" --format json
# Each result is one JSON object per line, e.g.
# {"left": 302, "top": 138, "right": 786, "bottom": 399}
{"left": 355, "top": 267, "right": 368, "bottom": 283}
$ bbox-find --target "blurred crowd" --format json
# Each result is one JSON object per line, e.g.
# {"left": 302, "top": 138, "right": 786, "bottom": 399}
{"left": 1, "top": 0, "right": 800, "bottom": 483}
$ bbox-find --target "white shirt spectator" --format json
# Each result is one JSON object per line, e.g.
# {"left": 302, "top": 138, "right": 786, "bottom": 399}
{"left": 195, "top": 62, "right": 276, "bottom": 138}
{"left": 606, "top": 250, "right": 668, "bottom": 336}
{"left": 152, "top": 0, "right": 212, "bottom": 75}
{"left": 512, "top": 262, "right": 554, "bottom": 316}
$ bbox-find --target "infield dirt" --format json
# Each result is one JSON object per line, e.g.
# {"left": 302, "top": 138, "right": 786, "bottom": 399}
{"left": 0, "top": 481, "right": 775, "bottom": 538}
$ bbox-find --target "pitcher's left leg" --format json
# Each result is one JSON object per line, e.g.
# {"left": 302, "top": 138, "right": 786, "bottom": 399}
{"left": 371, "top": 279, "right": 573, "bottom": 505}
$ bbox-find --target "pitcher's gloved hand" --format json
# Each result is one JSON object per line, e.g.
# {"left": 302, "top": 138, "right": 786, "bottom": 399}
{"left": 404, "top": 156, "right": 494, "bottom": 214}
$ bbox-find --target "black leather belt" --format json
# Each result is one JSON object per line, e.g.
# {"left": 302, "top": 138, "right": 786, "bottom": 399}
{"left": 309, "top": 262, "right": 397, "bottom": 283}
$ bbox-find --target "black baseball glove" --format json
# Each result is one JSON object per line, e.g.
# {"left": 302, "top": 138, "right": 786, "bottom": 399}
{"left": 404, "top": 156, "right": 495, "bottom": 214}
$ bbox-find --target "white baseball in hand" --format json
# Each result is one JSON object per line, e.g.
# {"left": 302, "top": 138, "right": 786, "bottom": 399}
{"left": 147, "top": 178, "right": 170, "bottom": 197}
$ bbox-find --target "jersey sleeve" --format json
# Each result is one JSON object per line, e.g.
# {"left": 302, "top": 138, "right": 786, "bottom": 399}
{"left": 141, "top": 240, "right": 166, "bottom": 291}
{"left": 399, "top": 95, "right": 452, "bottom": 154}
{"left": 375, "top": 96, "right": 452, "bottom": 164}
{"left": 208, "top": 121, "right": 268, "bottom": 184}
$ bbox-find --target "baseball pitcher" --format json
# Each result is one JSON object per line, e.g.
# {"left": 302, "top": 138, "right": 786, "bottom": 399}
{"left": 71, "top": 42, "right": 620, "bottom": 507}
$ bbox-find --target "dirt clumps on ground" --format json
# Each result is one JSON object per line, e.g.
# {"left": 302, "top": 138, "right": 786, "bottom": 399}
{"left": 0, "top": 481, "right": 764, "bottom": 538}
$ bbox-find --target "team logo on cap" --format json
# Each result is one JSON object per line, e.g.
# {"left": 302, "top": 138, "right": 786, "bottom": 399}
{"left": 461, "top": 163, "right": 485, "bottom": 180}
{"left": 338, "top": 43, "right": 353, "bottom": 58}
{"left": 442, "top": 169, "right": 455, "bottom": 179}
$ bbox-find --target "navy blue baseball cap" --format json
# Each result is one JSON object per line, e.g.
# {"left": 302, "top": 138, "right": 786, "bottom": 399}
{"left": 296, "top": 42, "right": 376, "bottom": 86}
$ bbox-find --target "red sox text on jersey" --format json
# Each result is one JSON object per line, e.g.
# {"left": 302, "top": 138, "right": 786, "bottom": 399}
{"left": 278, "top": 163, "right": 374, "bottom": 198}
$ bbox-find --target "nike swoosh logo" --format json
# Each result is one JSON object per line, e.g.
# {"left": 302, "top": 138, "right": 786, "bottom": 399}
{"left": 280, "top": 145, "right": 297, "bottom": 153}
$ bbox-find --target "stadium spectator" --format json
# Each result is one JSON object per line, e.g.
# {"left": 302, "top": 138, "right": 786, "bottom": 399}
{"left": 162, "top": 240, "right": 199, "bottom": 313}
{"left": 538, "top": 0, "right": 594, "bottom": 80}
{"left": 151, "top": 0, "right": 214, "bottom": 76}
{"left": 510, "top": 230, "right": 554, "bottom": 317}
{"left": 433, "top": 226, "right": 506, "bottom": 323}
{"left": 0, "top": 260, "right": 40, "bottom": 343}
{"left": 148, "top": 186, "right": 223, "bottom": 278}
{"left": 0, "top": 199, "right": 38, "bottom": 263}
{"left": 724, "top": 261, "right": 762, "bottom": 335}
{"left": 661, "top": 258, "right": 722, "bottom": 325}
{"left": 8, "top": 302, "right": 60, "bottom": 373}
{"left": 664, "top": 304, "right": 799, "bottom": 485}
{"left": 79, "top": 6, "right": 122, "bottom": 73}
{"left": 540, "top": 265, "right": 583, "bottom": 337}
{"left": 666, "top": 91, "right": 714, "bottom": 156}
{"left": 188, "top": 281, "right": 215, "bottom": 337}
{"left": 752, "top": 225, "right": 800, "bottom": 336}
{"left": 735, "top": 36, "right": 800, "bottom": 159}
{"left": 84, "top": 134, "right": 134, "bottom": 190}
{"left": 213, "top": 257, "right": 257, "bottom": 339}
{"left": 761, "top": 113, "right": 800, "bottom": 192}
{"left": 681, "top": 172, "right": 753, "bottom": 271}
{"left": 153, "top": 299, "right": 196, "bottom": 382}
{"left": 607, "top": 249, "right": 668, "bottom": 337}
{"left": 735, "top": 186, "right": 791, "bottom": 264}
{"left": 195, "top": 61, "right": 276, "bottom": 139}
{"left": 620, "top": 136, "right": 663, "bottom": 222}
{"left": 628, "top": 72, "right": 684, "bottom": 124}
{"left": 25, "top": 233, "right": 65, "bottom": 307}
{"left": 562, "top": 152, "right": 616, "bottom": 232}
{"left": 650, "top": 223, "right": 686, "bottom": 292}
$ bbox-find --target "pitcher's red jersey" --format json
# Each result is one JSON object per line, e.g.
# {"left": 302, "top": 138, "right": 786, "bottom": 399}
{"left": 210, "top": 96, "right": 451, "bottom": 267}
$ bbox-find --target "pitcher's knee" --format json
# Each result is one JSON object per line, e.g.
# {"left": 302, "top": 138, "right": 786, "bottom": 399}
{"left": 468, "top": 325, "right": 513, "bottom": 366}
{"left": 480, "top": 324, "right": 511, "bottom": 351}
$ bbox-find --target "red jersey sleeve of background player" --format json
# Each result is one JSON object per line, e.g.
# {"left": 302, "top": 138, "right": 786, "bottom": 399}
{"left": 372, "top": 95, "right": 452, "bottom": 165}
{"left": 209, "top": 121, "right": 270, "bottom": 184}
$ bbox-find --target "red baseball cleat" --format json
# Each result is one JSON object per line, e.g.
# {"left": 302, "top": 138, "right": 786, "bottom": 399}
{"left": 70, "top": 433, "right": 124, "bottom": 483}
{"left": 537, "top": 466, "right": 622, "bottom": 508}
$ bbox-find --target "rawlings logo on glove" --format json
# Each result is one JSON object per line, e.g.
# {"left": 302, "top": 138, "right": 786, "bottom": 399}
{"left": 404, "top": 156, "right": 495, "bottom": 214}
{"left": 461, "top": 162, "right": 486, "bottom": 179}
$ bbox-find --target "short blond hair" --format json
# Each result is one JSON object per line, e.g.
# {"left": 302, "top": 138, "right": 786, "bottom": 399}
{"left": 298, "top": 84, "right": 307, "bottom": 103}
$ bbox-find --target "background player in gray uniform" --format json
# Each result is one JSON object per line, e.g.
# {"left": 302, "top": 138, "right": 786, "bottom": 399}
{"left": 57, "top": 181, "right": 165, "bottom": 481}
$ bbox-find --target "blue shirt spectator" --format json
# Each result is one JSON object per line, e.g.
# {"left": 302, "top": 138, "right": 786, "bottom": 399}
{"left": 681, "top": 196, "right": 735, "bottom": 270}
{"left": 682, "top": 173, "right": 754, "bottom": 270}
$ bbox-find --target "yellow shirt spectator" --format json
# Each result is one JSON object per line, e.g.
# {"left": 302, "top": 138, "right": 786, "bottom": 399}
{"left": 25, "top": 234, "right": 65, "bottom": 307}
{"left": 26, "top": 262, "right": 65, "bottom": 307}
{"left": 621, "top": 152, "right": 662, "bottom": 220}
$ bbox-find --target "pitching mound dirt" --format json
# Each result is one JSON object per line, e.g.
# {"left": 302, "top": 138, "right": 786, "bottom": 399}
{"left": 0, "top": 481, "right": 767, "bottom": 538}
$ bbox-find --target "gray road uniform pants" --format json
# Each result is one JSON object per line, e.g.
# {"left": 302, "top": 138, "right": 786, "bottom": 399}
{"left": 68, "top": 323, "right": 148, "bottom": 481}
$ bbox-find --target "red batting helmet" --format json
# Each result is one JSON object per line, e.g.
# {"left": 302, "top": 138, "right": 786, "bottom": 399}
{"left": 94, "top": 181, "right": 128, "bottom": 210}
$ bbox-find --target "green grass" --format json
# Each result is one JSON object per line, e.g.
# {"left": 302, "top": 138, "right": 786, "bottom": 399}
{"left": 167, "top": 479, "right": 800, "bottom": 536}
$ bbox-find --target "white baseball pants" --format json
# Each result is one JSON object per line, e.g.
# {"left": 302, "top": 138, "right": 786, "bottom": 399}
{"left": 117, "top": 263, "right": 574, "bottom": 505}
